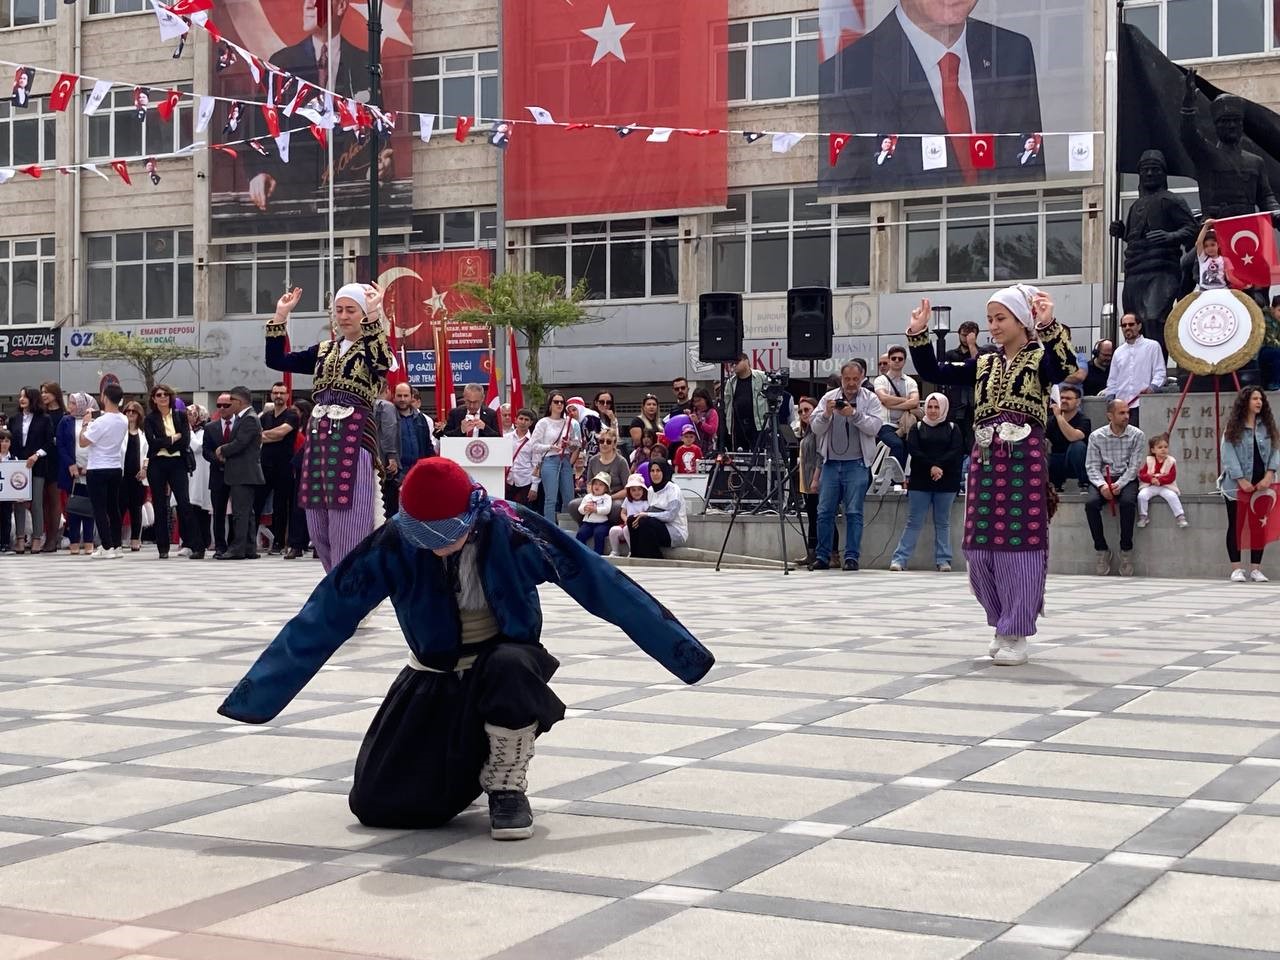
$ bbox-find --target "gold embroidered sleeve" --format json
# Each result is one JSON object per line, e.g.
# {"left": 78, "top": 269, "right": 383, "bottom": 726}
{"left": 360, "top": 317, "right": 392, "bottom": 376}
{"left": 1036, "top": 321, "right": 1078, "bottom": 384}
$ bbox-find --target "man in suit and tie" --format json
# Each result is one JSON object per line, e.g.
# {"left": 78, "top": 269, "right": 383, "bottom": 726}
{"left": 245, "top": 0, "right": 382, "bottom": 213}
{"left": 819, "top": 0, "right": 1043, "bottom": 195}
{"left": 215, "top": 386, "right": 265, "bottom": 560}
{"left": 203, "top": 391, "right": 234, "bottom": 557}
{"left": 443, "top": 384, "right": 500, "bottom": 438}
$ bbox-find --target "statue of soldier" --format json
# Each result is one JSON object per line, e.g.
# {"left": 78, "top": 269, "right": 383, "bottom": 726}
{"left": 1181, "top": 68, "right": 1280, "bottom": 311}
{"left": 1109, "top": 150, "right": 1197, "bottom": 355}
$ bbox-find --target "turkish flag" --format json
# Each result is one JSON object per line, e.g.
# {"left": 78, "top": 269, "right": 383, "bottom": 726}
{"left": 165, "top": 0, "right": 211, "bottom": 15}
{"left": 454, "top": 115, "right": 474, "bottom": 142}
{"left": 48, "top": 73, "right": 78, "bottom": 112}
{"left": 969, "top": 135, "right": 996, "bottom": 169}
{"left": 262, "top": 104, "right": 281, "bottom": 138}
{"left": 157, "top": 88, "right": 181, "bottom": 122}
{"left": 110, "top": 160, "right": 131, "bottom": 185}
{"left": 1214, "top": 212, "right": 1277, "bottom": 289}
{"left": 434, "top": 325, "right": 455, "bottom": 423}
{"left": 829, "top": 132, "right": 852, "bottom": 167}
{"left": 1237, "top": 487, "right": 1280, "bottom": 552}
{"left": 503, "top": 0, "right": 728, "bottom": 221}
{"left": 211, "top": 143, "right": 238, "bottom": 157}
{"left": 508, "top": 329, "right": 524, "bottom": 416}
{"left": 17, "top": 165, "right": 42, "bottom": 179}
{"left": 309, "top": 124, "right": 327, "bottom": 148}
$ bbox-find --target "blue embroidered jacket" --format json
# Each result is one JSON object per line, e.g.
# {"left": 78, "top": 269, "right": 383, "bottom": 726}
{"left": 218, "top": 500, "right": 714, "bottom": 723}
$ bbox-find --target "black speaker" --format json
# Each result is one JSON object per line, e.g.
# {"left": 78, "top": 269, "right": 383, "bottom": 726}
{"left": 787, "top": 286, "right": 833, "bottom": 360}
{"left": 699, "top": 292, "right": 743, "bottom": 363}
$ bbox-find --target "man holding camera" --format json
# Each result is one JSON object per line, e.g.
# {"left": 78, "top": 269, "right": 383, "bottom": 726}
{"left": 810, "top": 360, "right": 885, "bottom": 571}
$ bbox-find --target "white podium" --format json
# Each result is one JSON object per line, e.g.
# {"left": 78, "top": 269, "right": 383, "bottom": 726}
{"left": 440, "top": 437, "right": 512, "bottom": 501}
{"left": 0, "top": 461, "right": 33, "bottom": 501}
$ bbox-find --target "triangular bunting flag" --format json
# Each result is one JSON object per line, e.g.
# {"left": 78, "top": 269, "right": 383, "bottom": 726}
{"left": 309, "top": 124, "right": 327, "bottom": 148}
{"left": 566, "top": 122, "right": 593, "bottom": 131}
{"left": 83, "top": 79, "right": 111, "bottom": 115}
{"left": 262, "top": 104, "right": 281, "bottom": 139}
{"left": 223, "top": 101, "right": 244, "bottom": 134}
{"left": 772, "top": 132, "right": 803, "bottom": 153}
{"left": 17, "top": 165, "right": 42, "bottom": 179}
{"left": 526, "top": 106, "right": 554, "bottom": 125}
{"left": 646, "top": 127, "right": 673, "bottom": 143}
{"left": 284, "top": 80, "right": 312, "bottom": 117}
{"left": 150, "top": 0, "right": 189, "bottom": 41}
{"left": 83, "top": 163, "right": 108, "bottom": 179}
{"left": 454, "top": 115, "right": 474, "bottom": 141}
{"left": 969, "top": 134, "right": 996, "bottom": 170}
{"left": 0, "top": 169, "right": 14, "bottom": 184}
{"left": 248, "top": 138, "right": 269, "bottom": 156}
{"left": 195, "top": 95, "right": 215, "bottom": 133}
{"left": 921, "top": 135, "right": 947, "bottom": 171}
{"left": 274, "top": 130, "right": 291, "bottom": 163}
{"left": 418, "top": 113, "right": 434, "bottom": 142}
{"left": 48, "top": 73, "right": 78, "bottom": 112}
{"left": 156, "top": 87, "right": 181, "bottom": 122}
{"left": 164, "top": 0, "right": 211, "bottom": 15}
{"left": 615, "top": 124, "right": 636, "bottom": 138}
{"left": 829, "top": 132, "right": 852, "bottom": 166}
{"left": 145, "top": 157, "right": 160, "bottom": 185}
{"left": 682, "top": 129, "right": 717, "bottom": 138}
{"left": 489, "top": 120, "right": 511, "bottom": 149}
{"left": 110, "top": 160, "right": 131, "bottom": 184}
{"left": 211, "top": 143, "right": 237, "bottom": 157}
{"left": 1068, "top": 133, "right": 1094, "bottom": 172}
{"left": 742, "top": 131, "right": 764, "bottom": 143}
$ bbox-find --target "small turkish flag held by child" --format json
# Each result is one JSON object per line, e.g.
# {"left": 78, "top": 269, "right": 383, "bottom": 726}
{"left": 455, "top": 115, "right": 474, "bottom": 142}
{"left": 1214, "top": 212, "right": 1278, "bottom": 289}
{"left": 828, "top": 132, "right": 852, "bottom": 167}
{"left": 110, "top": 160, "right": 131, "bottom": 185}
{"left": 48, "top": 73, "right": 78, "bottom": 112}
{"left": 156, "top": 88, "right": 181, "bottom": 122}
{"left": 969, "top": 135, "right": 996, "bottom": 169}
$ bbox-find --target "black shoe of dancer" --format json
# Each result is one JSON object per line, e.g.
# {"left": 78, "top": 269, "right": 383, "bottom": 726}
{"left": 488, "top": 790, "right": 534, "bottom": 840}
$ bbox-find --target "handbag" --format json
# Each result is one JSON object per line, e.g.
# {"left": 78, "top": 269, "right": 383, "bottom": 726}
{"left": 140, "top": 499, "right": 155, "bottom": 529}
{"left": 183, "top": 446, "right": 197, "bottom": 474}
{"left": 66, "top": 483, "right": 93, "bottom": 518}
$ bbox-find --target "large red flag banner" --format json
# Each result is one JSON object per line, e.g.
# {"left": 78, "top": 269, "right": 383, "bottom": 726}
{"left": 1238, "top": 487, "right": 1280, "bottom": 553}
{"left": 502, "top": 0, "right": 728, "bottom": 221}
{"left": 210, "top": 0, "right": 414, "bottom": 239}
{"left": 1213, "top": 213, "right": 1279, "bottom": 289}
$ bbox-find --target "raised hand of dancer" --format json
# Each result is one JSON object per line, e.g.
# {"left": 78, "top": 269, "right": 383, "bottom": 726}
{"left": 272, "top": 287, "right": 303, "bottom": 324}
{"left": 364, "top": 282, "right": 384, "bottom": 321}
{"left": 1031, "top": 291, "right": 1055, "bottom": 328}
{"left": 907, "top": 298, "right": 931, "bottom": 336}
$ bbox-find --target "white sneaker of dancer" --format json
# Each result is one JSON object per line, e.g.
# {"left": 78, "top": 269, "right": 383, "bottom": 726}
{"left": 992, "top": 637, "right": 1028, "bottom": 666}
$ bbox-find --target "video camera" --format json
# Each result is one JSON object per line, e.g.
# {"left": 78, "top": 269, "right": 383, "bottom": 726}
{"left": 762, "top": 369, "right": 790, "bottom": 407}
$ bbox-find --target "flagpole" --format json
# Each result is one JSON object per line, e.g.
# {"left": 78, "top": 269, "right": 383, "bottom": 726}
{"left": 1103, "top": 0, "right": 1121, "bottom": 336}
{"left": 327, "top": 8, "right": 336, "bottom": 304}
{"left": 367, "top": 0, "right": 383, "bottom": 269}
{"left": 495, "top": 0, "right": 508, "bottom": 408}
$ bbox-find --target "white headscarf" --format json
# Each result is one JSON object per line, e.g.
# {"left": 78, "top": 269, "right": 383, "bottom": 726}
{"left": 334, "top": 283, "right": 371, "bottom": 316}
{"left": 986, "top": 283, "right": 1041, "bottom": 331}
{"left": 922, "top": 392, "right": 949, "bottom": 427}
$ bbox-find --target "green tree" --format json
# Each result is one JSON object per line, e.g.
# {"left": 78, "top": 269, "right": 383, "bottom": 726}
{"left": 452, "top": 271, "right": 597, "bottom": 409}
{"left": 78, "top": 330, "right": 219, "bottom": 394}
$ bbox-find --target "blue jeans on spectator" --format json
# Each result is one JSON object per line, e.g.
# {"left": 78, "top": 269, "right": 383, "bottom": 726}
{"left": 817, "top": 459, "right": 870, "bottom": 563}
{"left": 876, "top": 424, "right": 906, "bottom": 469}
{"left": 1260, "top": 346, "right": 1280, "bottom": 390}
{"left": 540, "top": 454, "right": 574, "bottom": 524}
{"left": 892, "top": 490, "right": 955, "bottom": 568}
{"left": 1049, "top": 440, "right": 1088, "bottom": 490}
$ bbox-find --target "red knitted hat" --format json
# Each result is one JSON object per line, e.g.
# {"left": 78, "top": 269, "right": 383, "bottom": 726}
{"left": 399, "top": 458, "right": 474, "bottom": 522}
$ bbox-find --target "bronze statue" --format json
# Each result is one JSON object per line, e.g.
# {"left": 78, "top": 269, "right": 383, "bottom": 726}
{"left": 1109, "top": 149, "right": 1197, "bottom": 353}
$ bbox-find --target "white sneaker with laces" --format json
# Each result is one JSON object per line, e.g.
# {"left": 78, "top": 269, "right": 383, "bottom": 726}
{"left": 1231, "top": 568, "right": 1247, "bottom": 582}
{"left": 91, "top": 546, "right": 108, "bottom": 559}
{"left": 993, "top": 637, "right": 1028, "bottom": 666}
{"left": 1176, "top": 516, "right": 1189, "bottom": 528}
{"left": 889, "top": 562, "right": 904, "bottom": 571}
{"left": 1137, "top": 516, "right": 1149, "bottom": 528}
{"left": 988, "top": 634, "right": 1006, "bottom": 658}
{"left": 1251, "top": 569, "right": 1269, "bottom": 583}
{"left": 109, "top": 547, "right": 123, "bottom": 558}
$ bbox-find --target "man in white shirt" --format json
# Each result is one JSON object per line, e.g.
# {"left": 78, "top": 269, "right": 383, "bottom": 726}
{"left": 873, "top": 344, "right": 918, "bottom": 467}
{"left": 1105, "top": 313, "right": 1167, "bottom": 429}
{"left": 79, "top": 383, "right": 128, "bottom": 557}
{"left": 505, "top": 408, "right": 538, "bottom": 504}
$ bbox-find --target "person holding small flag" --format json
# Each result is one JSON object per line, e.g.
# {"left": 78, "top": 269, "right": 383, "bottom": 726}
{"left": 1219, "top": 387, "right": 1280, "bottom": 583}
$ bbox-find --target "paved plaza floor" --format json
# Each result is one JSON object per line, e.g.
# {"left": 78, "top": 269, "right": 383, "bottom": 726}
{"left": 1, "top": 556, "right": 1279, "bottom": 959}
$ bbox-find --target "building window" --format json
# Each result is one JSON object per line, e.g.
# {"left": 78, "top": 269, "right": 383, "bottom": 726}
{"left": 223, "top": 240, "right": 342, "bottom": 316}
{"left": 711, "top": 187, "right": 871, "bottom": 294}
{"left": 724, "top": 15, "right": 819, "bottom": 102}
{"left": 409, "top": 209, "right": 498, "bottom": 250}
{"left": 526, "top": 218, "right": 679, "bottom": 301}
{"left": 86, "top": 0, "right": 146, "bottom": 14}
{"left": 1, "top": 0, "right": 56, "bottom": 27}
{"left": 1123, "top": 0, "right": 1271, "bottom": 60}
{"left": 0, "top": 237, "right": 55, "bottom": 325}
{"left": 901, "top": 192, "right": 1084, "bottom": 287}
{"left": 86, "top": 230, "right": 193, "bottom": 322}
{"left": 412, "top": 50, "right": 498, "bottom": 122}
{"left": 0, "top": 99, "right": 55, "bottom": 166}
{"left": 86, "top": 84, "right": 194, "bottom": 160}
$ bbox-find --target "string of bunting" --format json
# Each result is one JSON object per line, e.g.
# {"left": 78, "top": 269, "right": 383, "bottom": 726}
{"left": 1, "top": 0, "right": 1103, "bottom": 182}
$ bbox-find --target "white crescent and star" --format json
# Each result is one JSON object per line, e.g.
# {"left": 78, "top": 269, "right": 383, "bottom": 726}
{"left": 424, "top": 286, "right": 449, "bottom": 319}
{"left": 974, "top": 139, "right": 989, "bottom": 155}
{"left": 53, "top": 79, "right": 72, "bottom": 104}
{"left": 582, "top": 5, "right": 635, "bottom": 66}
{"left": 373, "top": 265, "right": 424, "bottom": 337}
{"left": 1232, "top": 229, "right": 1261, "bottom": 265}
{"left": 1252, "top": 488, "right": 1277, "bottom": 526}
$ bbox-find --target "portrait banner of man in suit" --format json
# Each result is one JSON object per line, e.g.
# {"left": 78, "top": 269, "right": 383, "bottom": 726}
{"left": 210, "top": 0, "right": 414, "bottom": 239}
{"left": 818, "top": 0, "right": 1093, "bottom": 199}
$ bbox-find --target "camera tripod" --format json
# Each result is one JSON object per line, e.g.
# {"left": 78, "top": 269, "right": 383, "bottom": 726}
{"left": 714, "top": 395, "right": 798, "bottom": 575}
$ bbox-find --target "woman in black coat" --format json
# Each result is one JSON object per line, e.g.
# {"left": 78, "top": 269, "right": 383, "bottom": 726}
{"left": 10, "top": 385, "right": 54, "bottom": 552}
{"left": 143, "top": 383, "right": 202, "bottom": 559}
{"left": 889, "top": 392, "right": 965, "bottom": 572}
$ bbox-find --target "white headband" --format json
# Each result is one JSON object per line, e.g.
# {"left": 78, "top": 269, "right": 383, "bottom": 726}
{"left": 334, "top": 283, "right": 370, "bottom": 315}
{"left": 987, "top": 283, "right": 1040, "bottom": 330}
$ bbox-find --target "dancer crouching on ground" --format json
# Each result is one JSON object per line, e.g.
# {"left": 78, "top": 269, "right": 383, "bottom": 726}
{"left": 265, "top": 282, "right": 390, "bottom": 572}
{"left": 219, "top": 458, "right": 713, "bottom": 840}
{"left": 907, "top": 286, "right": 1076, "bottom": 665}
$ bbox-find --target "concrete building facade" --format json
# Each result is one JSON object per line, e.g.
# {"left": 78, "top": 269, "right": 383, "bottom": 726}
{"left": 0, "top": 0, "right": 1269, "bottom": 400}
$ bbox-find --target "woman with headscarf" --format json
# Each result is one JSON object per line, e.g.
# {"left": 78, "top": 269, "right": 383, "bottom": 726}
{"left": 187, "top": 403, "right": 213, "bottom": 557}
{"left": 890, "top": 393, "right": 965, "bottom": 573}
{"left": 58, "top": 392, "right": 98, "bottom": 555}
{"left": 628, "top": 459, "right": 688, "bottom": 559}
{"left": 266, "top": 281, "right": 390, "bottom": 571}
{"left": 907, "top": 285, "right": 1076, "bottom": 666}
